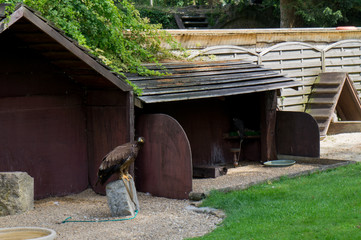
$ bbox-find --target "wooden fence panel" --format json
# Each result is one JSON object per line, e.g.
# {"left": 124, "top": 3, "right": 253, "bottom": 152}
{"left": 186, "top": 40, "right": 361, "bottom": 112}
{"left": 324, "top": 40, "right": 361, "bottom": 99}
{"left": 259, "top": 42, "right": 322, "bottom": 111}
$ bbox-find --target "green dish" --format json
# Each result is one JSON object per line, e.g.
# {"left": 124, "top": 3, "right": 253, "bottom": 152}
{"left": 263, "top": 160, "right": 296, "bottom": 167}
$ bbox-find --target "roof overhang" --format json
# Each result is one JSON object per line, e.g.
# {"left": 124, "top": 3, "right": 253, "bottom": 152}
{"left": 126, "top": 60, "right": 300, "bottom": 104}
{"left": 0, "top": 4, "right": 132, "bottom": 91}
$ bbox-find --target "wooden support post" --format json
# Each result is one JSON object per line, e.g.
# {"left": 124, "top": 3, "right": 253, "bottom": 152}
{"left": 127, "top": 91, "right": 135, "bottom": 176}
{"left": 126, "top": 91, "right": 135, "bottom": 142}
{"left": 260, "top": 90, "right": 277, "bottom": 162}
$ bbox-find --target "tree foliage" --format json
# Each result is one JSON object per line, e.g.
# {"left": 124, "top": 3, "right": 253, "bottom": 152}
{"left": 146, "top": 0, "right": 361, "bottom": 28}
{"left": 264, "top": 0, "right": 361, "bottom": 27}
{"left": 137, "top": 6, "right": 177, "bottom": 29}
{"left": 0, "top": 0, "right": 181, "bottom": 94}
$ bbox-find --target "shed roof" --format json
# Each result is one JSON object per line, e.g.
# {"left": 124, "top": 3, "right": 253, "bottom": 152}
{"left": 126, "top": 60, "right": 299, "bottom": 104}
{"left": 0, "top": 4, "right": 132, "bottom": 91}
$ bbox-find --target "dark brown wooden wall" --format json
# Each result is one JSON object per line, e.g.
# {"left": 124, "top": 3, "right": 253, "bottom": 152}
{"left": 0, "top": 40, "right": 90, "bottom": 198}
{"left": 0, "top": 32, "right": 81, "bottom": 98}
{"left": 87, "top": 90, "right": 130, "bottom": 195}
{"left": 0, "top": 95, "right": 88, "bottom": 198}
{"left": 0, "top": 28, "right": 130, "bottom": 198}
{"left": 139, "top": 93, "right": 262, "bottom": 167}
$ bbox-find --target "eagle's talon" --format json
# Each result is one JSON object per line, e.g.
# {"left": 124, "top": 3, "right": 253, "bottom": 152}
{"left": 122, "top": 174, "right": 131, "bottom": 181}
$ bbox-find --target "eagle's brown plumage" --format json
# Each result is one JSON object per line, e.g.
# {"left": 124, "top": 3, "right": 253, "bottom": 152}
{"left": 96, "top": 137, "right": 145, "bottom": 185}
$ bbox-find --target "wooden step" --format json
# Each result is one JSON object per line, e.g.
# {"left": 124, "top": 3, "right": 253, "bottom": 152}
{"left": 312, "top": 116, "right": 329, "bottom": 121}
{"left": 181, "top": 15, "right": 207, "bottom": 20}
{"left": 181, "top": 15, "right": 208, "bottom": 29}
{"left": 314, "top": 80, "right": 342, "bottom": 85}
{"left": 315, "top": 77, "right": 344, "bottom": 85}
{"left": 307, "top": 109, "right": 330, "bottom": 119}
{"left": 307, "top": 101, "right": 334, "bottom": 107}
{"left": 317, "top": 122, "right": 328, "bottom": 129}
{"left": 183, "top": 21, "right": 208, "bottom": 27}
{"left": 308, "top": 93, "right": 335, "bottom": 103}
{"left": 312, "top": 87, "right": 340, "bottom": 94}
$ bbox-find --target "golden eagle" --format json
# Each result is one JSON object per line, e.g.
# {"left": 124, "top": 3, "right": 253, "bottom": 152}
{"left": 96, "top": 137, "right": 145, "bottom": 185}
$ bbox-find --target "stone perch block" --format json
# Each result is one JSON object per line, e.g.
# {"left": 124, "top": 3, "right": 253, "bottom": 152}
{"left": 0, "top": 172, "right": 34, "bottom": 216}
{"left": 106, "top": 179, "right": 139, "bottom": 217}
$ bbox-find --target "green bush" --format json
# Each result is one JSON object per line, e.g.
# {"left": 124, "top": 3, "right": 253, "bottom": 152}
{"left": 138, "top": 7, "right": 178, "bottom": 29}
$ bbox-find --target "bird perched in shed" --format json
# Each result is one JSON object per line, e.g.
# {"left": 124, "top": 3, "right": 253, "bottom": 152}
{"left": 96, "top": 137, "right": 145, "bottom": 186}
{"left": 232, "top": 118, "right": 245, "bottom": 167}
{"left": 233, "top": 118, "right": 245, "bottom": 140}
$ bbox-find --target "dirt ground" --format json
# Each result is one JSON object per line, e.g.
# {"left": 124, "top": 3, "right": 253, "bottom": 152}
{"left": 0, "top": 133, "right": 360, "bottom": 239}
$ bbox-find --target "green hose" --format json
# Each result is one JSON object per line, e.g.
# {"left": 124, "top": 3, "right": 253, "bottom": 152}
{"left": 61, "top": 210, "right": 138, "bottom": 223}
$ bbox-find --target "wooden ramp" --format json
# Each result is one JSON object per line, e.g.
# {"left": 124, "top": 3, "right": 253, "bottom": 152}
{"left": 306, "top": 72, "right": 361, "bottom": 137}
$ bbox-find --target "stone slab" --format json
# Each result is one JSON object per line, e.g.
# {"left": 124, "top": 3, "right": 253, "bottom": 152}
{"left": 0, "top": 172, "right": 34, "bottom": 216}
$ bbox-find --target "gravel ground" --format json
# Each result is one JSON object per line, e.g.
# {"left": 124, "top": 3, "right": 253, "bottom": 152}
{"left": 0, "top": 133, "right": 360, "bottom": 239}
{"left": 0, "top": 191, "right": 222, "bottom": 240}
{"left": 320, "top": 133, "right": 361, "bottom": 162}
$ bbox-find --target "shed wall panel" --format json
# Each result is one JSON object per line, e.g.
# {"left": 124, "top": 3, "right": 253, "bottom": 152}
{"left": 0, "top": 95, "right": 88, "bottom": 199}
{"left": 87, "top": 90, "right": 129, "bottom": 194}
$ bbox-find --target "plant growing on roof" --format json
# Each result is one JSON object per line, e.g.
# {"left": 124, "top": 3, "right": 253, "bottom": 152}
{"left": 0, "top": 0, "right": 182, "bottom": 95}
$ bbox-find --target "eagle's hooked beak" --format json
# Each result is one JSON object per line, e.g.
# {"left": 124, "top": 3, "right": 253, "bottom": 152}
{"left": 137, "top": 137, "right": 145, "bottom": 144}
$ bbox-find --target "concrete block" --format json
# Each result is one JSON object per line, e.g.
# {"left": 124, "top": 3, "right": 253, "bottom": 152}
{"left": 106, "top": 179, "right": 139, "bottom": 217}
{"left": 0, "top": 172, "right": 34, "bottom": 216}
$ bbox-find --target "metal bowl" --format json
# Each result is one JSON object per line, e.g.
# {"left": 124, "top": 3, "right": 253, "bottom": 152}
{"left": 263, "top": 160, "right": 296, "bottom": 167}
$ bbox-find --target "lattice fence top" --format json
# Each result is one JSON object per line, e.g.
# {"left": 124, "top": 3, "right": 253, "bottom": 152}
{"left": 189, "top": 40, "right": 361, "bottom": 112}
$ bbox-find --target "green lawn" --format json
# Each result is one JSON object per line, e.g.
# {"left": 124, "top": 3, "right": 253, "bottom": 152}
{"left": 191, "top": 163, "right": 361, "bottom": 240}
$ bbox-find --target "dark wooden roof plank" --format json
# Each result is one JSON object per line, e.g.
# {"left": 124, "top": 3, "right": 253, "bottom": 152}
{"left": 137, "top": 72, "right": 286, "bottom": 89}
{"left": 138, "top": 81, "right": 298, "bottom": 103}
{"left": 141, "top": 77, "right": 296, "bottom": 95}
{"left": 132, "top": 59, "right": 298, "bottom": 103}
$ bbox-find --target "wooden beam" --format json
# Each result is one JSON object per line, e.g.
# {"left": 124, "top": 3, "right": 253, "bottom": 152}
{"left": 0, "top": 5, "right": 24, "bottom": 33}
{"left": 260, "top": 90, "right": 277, "bottom": 162}
{"left": 328, "top": 121, "right": 361, "bottom": 135}
{"left": 127, "top": 91, "right": 135, "bottom": 176}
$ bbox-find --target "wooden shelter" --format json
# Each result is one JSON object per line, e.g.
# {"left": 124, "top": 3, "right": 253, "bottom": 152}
{"left": 0, "top": 5, "right": 133, "bottom": 198}
{"left": 306, "top": 72, "right": 361, "bottom": 137}
{"left": 0, "top": 4, "right": 323, "bottom": 200}
{"left": 127, "top": 60, "right": 319, "bottom": 199}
